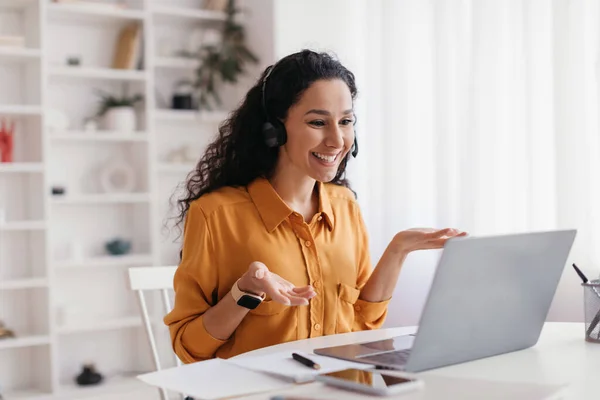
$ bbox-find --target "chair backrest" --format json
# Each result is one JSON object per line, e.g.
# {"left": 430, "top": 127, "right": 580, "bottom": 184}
{"left": 128, "top": 266, "right": 181, "bottom": 400}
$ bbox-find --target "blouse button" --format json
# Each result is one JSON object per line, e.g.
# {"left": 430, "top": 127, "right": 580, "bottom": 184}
{"left": 313, "top": 280, "right": 321, "bottom": 289}
{"left": 354, "top": 304, "right": 361, "bottom": 311}
{"left": 314, "top": 323, "right": 321, "bottom": 331}
{"left": 317, "top": 215, "right": 323, "bottom": 221}
{"left": 305, "top": 240, "right": 312, "bottom": 247}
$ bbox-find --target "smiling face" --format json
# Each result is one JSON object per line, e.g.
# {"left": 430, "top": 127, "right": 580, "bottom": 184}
{"left": 276, "top": 79, "right": 355, "bottom": 183}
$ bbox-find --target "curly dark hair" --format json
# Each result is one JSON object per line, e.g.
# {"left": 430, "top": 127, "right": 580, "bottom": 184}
{"left": 172, "top": 49, "right": 358, "bottom": 233}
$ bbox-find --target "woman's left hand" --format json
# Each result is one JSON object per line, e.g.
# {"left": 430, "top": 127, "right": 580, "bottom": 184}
{"left": 390, "top": 228, "right": 467, "bottom": 255}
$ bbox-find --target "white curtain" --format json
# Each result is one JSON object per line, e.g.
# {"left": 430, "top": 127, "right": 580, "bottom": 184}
{"left": 273, "top": 0, "right": 600, "bottom": 326}
{"left": 354, "top": 0, "right": 600, "bottom": 327}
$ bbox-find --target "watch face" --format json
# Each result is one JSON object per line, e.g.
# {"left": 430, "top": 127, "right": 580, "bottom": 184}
{"left": 238, "top": 295, "right": 262, "bottom": 310}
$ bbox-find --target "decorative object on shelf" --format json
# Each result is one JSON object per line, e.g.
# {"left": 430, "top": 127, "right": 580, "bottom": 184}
{"left": 180, "top": 0, "right": 259, "bottom": 110}
{"left": 105, "top": 238, "right": 131, "bottom": 256}
{"left": 172, "top": 82, "right": 195, "bottom": 110}
{"left": 112, "top": 23, "right": 141, "bottom": 70}
{"left": 51, "top": 186, "right": 66, "bottom": 196}
{"left": 75, "top": 363, "right": 104, "bottom": 386}
{"left": 95, "top": 90, "right": 143, "bottom": 132}
{"left": 99, "top": 159, "right": 136, "bottom": 193}
{"left": 165, "top": 145, "right": 197, "bottom": 164}
{"left": 203, "top": 0, "right": 228, "bottom": 11}
{"left": 66, "top": 56, "right": 81, "bottom": 66}
{"left": 0, "top": 118, "right": 15, "bottom": 163}
{"left": 0, "top": 320, "right": 15, "bottom": 340}
{"left": 45, "top": 108, "right": 71, "bottom": 132}
{"left": 0, "top": 35, "right": 24, "bottom": 48}
{"left": 53, "top": 0, "right": 127, "bottom": 12}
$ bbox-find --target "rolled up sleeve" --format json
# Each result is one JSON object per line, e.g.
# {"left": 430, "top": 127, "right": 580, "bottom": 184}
{"left": 164, "top": 202, "right": 226, "bottom": 363}
{"left": 354, "top": 205, "right": 389, "bottom": 331}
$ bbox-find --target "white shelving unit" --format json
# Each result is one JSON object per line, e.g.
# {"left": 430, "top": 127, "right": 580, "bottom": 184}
{"left": 0, "top": 47, "right": 41, "bottom": 60}
{"left": 57, "top": 316, "right": 143, "bottom": 335}
{"left": 0, "top": 105, "right": 43, "bottom": 116}
{"left": 50, "top": 193, "right": 152, "bottom": 205}
{"left": 0, "top": 220, "right": 46, "bottom": 231}
{"left": 154, "top": 108, "right": 228, "bottom": 122}
{"left": 49, "top": 131, "right": 149, "bottom": 142}
{"left": 47, "top": 66, "right": 148, "bottom": 81}
{"left": 54, "top": 254, "right": 154, "bottom": 270}
{"left": 0, "top": 0, "right": 270, "bottom": 398}
{"left": 0, "top": 335, "right": 51, "bottom": 351}
{"left": 0, "top": 163, "right": 44, "bottom": 173}
{"left": 46, "top": 2, "right": 145, "bottom": 21}
{"left": 0, "top": 278, "right": 49, "bottom": 290}
{"left": 151, "top": 5, "right": 226, "bottom": 22}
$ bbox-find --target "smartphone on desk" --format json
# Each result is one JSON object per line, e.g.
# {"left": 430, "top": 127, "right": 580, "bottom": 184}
{"left": 315, "top": 368, "right": 424, "bottom": 396}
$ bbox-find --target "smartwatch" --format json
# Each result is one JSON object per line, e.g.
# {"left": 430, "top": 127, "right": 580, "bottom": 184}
{"left": 231, "top": 279, "right": 265, "bottom": 310}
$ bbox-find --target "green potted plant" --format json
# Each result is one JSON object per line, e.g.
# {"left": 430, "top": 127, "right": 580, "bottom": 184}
{"left": 95, "top": 90, "right": 143, "bottom": 132}
{"left": 179, "top": 0, "right": 259, "bottom": 111}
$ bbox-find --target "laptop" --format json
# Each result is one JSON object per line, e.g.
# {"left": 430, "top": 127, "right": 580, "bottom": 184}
{"left": 315, "top": 230, "right": 577, "bottom": 372}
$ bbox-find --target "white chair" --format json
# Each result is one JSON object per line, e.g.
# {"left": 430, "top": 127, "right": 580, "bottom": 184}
{"left": 128, "top": 266, "right": 184, "bottom": 400}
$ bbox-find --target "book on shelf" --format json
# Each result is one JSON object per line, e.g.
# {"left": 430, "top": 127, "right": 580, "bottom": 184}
{"left": 112, "top": 23, "right": 141, "bottom": 70}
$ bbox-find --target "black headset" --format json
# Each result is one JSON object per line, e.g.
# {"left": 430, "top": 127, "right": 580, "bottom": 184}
{"left": 260, "top": 62, "right": 359, "bottom": 158}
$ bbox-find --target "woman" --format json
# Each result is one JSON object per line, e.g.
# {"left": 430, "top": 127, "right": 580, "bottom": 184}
{"left": 165, "top": 50, "right": 465, "bottom": 363}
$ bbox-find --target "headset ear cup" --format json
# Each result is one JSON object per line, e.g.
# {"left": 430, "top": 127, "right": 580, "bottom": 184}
{"left": 262, "top": 121, "right": 280, "bottom": 147}
{"left": 263, "top": 120, "right": 287, "bottom": 147}
{"left": 276, "top": 120, "right": 287, "bottom": 146}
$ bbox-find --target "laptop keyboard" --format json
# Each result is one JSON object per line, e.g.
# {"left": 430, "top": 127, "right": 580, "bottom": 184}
{"left": 358, "top": 348, "right": 412, "bottom": 366}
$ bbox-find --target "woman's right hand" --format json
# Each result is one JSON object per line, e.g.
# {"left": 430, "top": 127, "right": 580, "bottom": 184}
{"left": 237, "top": 261, "right": 316, "bottom": 306}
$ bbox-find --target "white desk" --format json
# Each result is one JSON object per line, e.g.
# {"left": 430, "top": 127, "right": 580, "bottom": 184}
{"left": 233, "top": 322, "right": 597, "bottom": 399}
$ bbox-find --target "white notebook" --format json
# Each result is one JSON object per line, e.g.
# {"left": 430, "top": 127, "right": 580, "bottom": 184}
{"left": 137, "top": 358, "right": 292, "bottom": 400}
{"left": 227, "top": 350, "right": 372, "bottom": 383}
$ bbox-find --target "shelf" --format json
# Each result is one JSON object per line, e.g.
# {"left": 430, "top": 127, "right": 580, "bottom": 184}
{"left": 154, "top": 56, "right": 200, "bottom": 70}
{"left": 0, "top": 335, "right": 51, "bottom": 351}
{"left": 0, "top": 220, "right": 46, "bottom": 231}
{"left": 54, "top": 254, "right": 153, "bottom": 269}
{"left": 0, "top": 278, "right": 48, "bottom": 290}
{"left": 47, "top": 3, "right": 145, "bottom": 22}
{"left": 0, "top": 47, "right": 41, "bottom": 62}
{"left": 152, "top": 5, "right": 226, "bottom": 22}
{"left": 51, "top": 193, "right": 151, "bottom": 205}
{"left": 0, "top": 163, "right": 44, "bottom": 173}
{"left": 57, "top": 375, "right": 155, "bottom": 399}
{"left": 48, "top": 66, "right": 147, "bottom": 81}
{"left": 50, "top": 131, "right": 149, "bottom": 143}
{"left": 154, "top": 109, "right": 228, "bottom": 123}
{"left": 157, "top": 163, "right": 195, "bottom": 174}
{"left": 0, "top": 0, "right": 38, "bottom": 9}
{"left": 57, "top": 316, "right": 144, "bottom": 335}
{"left": 2, "top": 388, "right": 50, "bottom": 400}
{"left": 0, "top": 105, "right": 42, "bottom": 116}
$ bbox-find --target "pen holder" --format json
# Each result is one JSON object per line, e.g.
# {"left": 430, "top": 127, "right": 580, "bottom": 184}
{"left": 582, "top": 280, "right": 600, "bottom": 343}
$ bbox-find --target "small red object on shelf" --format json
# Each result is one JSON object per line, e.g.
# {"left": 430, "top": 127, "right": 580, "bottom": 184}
{"left": 0, "top": 118, "right": 15, "bottom": 163}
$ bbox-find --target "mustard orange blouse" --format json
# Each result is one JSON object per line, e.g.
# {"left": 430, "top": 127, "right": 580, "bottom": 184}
{"left": 164, "top": 178, "right": 389, "bottom": 363}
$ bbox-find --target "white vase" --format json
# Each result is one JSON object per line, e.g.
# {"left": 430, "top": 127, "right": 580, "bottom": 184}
{"left": 103, "top": 107, "right": 136, "bottom": 132}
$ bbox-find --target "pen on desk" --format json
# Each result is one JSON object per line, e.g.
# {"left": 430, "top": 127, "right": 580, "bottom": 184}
{"left": 292, "top": 353, "right": 321, "bottom": 370}
{"left": 572, "top": 263, "right": 589, "bottom": 284}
